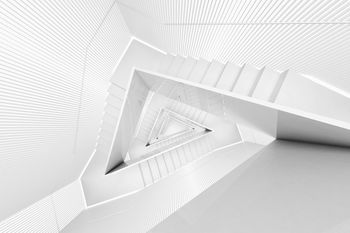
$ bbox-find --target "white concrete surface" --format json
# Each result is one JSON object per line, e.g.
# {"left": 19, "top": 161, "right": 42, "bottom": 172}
{"left": 62, "top": 142, "right": 263, "bottom": 233}
{"left": 150, "top": 140, "right": 350, "bottom": 233}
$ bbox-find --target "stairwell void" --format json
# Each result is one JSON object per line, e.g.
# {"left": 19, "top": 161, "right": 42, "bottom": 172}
{"left": 79, "top": 40, "right": 350, "bottom": 208}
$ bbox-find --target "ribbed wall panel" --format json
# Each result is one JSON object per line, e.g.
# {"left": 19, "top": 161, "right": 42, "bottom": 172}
{"left": 75, "top": 2, "right": 131, "bottom": 176}
{"left": 118, "top": 0, "right": 350, "bottom": 91}
{"left": 0, "top": 0, "right": 130, "bottom": 220}
{"left": 0, "top": 195, "right": 58, "bottom": 233}
{"left": 118, "top": 0, "right": 350, "bottom": 23}
{"left": 0, "top": 181, "right": 84, "bottom": 232}
{"left": 52, "top": 180, "right": 86, "bottom": 231}
{"left": 1, "top": 0, "right": 349, "bottom": 228}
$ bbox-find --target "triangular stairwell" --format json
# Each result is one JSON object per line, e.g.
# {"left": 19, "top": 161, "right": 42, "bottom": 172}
{"left": 146, "top": 108, "right": 211, "bottom": 147}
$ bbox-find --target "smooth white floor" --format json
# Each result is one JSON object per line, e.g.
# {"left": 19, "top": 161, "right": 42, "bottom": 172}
{"left": 150, "top": 140, "right": 350, "bottom": 233}
{"left": 63, "top": 142, "right": 263, "bottom": 233}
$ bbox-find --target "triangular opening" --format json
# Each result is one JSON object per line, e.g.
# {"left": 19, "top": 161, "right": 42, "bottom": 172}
{"left": 148, "top": 117, "right": 192, "bottom": 145}
{"left": 159, "top": 118, "right": 189, "bottom": 138}
{"left": 146, "top": 108, "right": 210, "bottom": 147}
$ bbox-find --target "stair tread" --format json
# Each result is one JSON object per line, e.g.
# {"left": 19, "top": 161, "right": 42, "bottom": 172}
{"left": 177, "top": 147, "right": 187, "bottom": 164}
{"left": 201, "top": 60, "right": 225, "bottom": 86}
{"left": 167, "top": 55, "right": 185, "bottom": 76}
{"left": 171, "top": 150, "right": 181, "bottom": 169}
{"left": 140, "top": 162, "right": 153, "bottom": 186}
{"left": 156, "top": 156, "right": 168, "bottom": 177}
{"left": 163, "top": 152, "right": 175, "bottom": 173}
{"left": 104, "top": 105, "right": 120, "bottom": 118}
{"left": 188, "top": 58, "right": 210, "bottom": 83}
{"left": 148, "top": 158, "right": 161, "bottom": 181}
{"left": 108, "top": 84, "right": 126, "bottom": 99}
{"left": 158, "top": 54, "right": 175, "bottom": 73}
{"left": 178, "top": 57, "right": 197, "bottom": 79}
{"left": 233, "top": 64, "right": 262, "bottom": 96}
{"left": 106, "top": 95, "right": 123, "bottom": 109}
{"left": 216, "top": 62, "right": 242, "bottom": 91}
{"left": 252, "top": 67, "right": 282, "bottom": 101}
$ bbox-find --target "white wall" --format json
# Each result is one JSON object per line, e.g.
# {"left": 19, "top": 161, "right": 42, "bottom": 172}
{"left": 75, "top": 1, "right": 132, "bottom": 178}
{"left": 117, "top": 0, "right": 350, "bottom": 93}
{"left": 150, "top": 140, "right": 350, "bottom": 233}
{"left": 61, "top": 142, "right": 264, "bottom": 233}
{"left": 106, "top": 73, "right": 150, "bottom": 172}
{"left": 140, "top": 71, "right": 277, "bottom": 145}
{"left": 275, "top": 71, "right": 350, "bottom": 124}
{"left": 0, "top": 1, "right": 131, "bottom": 220}
{"left": 81, "top": 40, "right": 166, "bottom": 206}
{"left": 136, "top": 70, "right": 350, "bottom": 147}
{"left": 0, "top": 180, "right": 85, "bottom": 232}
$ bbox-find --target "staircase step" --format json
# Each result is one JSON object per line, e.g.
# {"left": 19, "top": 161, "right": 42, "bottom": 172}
{"left": 192, "top": 141, "right": 201, "bottom": 158}
{"left": 192, "top": 109, "right": 202, "bottom": 122}
{"left": 270, "top": 70, "right": 289, "bottom": 102}
{"left": 183, "top": 144, "right": 194, "bottom": 161}
{"left": 102, "top": 113, "right": 118, "bottom": 127}
{"left": 232, "top": 64, "right": 263, "bottom": 96}
{"left": 157, "top": 82, "right": 176, "bottom": 97}
{"left": 148, "top": 158, "right": 161, "bottom": 182}
{"left": 216, "top": 62, "right": 242, "bottom": 91}
{"left": 194, "top": 140, "right": 203, "bottom": 157}
{"left": 167, "top": 55, "right": 185, "bottom": 76}
{"left": 95, "top": 139, "right": 111, "bottom": 155}
{"left": 108, "top": 83, "right": 126, "bottom": 99}
{"left": 106, "top": 95, "right": 123, "bottom": 109}
{"left": 163, "top": 152, "right": 175, "bottom": 173}
{"left": 252, "top": 67, "right": 283, "bottom": 101}
{"left": 104, "top": 105, "right": 120, "bottom": 118}
{"left": 101, "top": 121, "right": 115, "bottom": 134}
{"left": 188, "top": 58, "right": 210, "bottom": 83}
{"left": 201, "top": 138, "right": 211, "bottom": 154}
{"left": 158, "top": 54, "right": 175, "bottom": 73}
{"left": 171, "top": 150, "right": 181, "bottom": 169}
{"left": 155, "top": 156, "right": 168, "bottom": 177}
{"left": 177, "top": 57, "right": 197, "bottom": 79}
{"left": 177, "top": 147, "right": 187, "bottom": 165}
{"left": 101, "top": 120, "right": 118, "bottom": 133}
{"left": 198, "top": 112, "right": 207, "bottom": 124}
{"left": 201, "top": 60, "right": 225, "bottom": 86}
{"left": 140, "top": 162, "right": 153, "bottom": 186}
{"left": 108, "top": 84, "right": 126, "bottom": 99}
{"left": 99, "top": 128, "right": 114, "bottom": 141}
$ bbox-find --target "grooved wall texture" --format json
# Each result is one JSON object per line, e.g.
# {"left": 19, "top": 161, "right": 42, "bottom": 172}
{"left": 117, "top": 0, "right": 350, "bottom": 92}
{"left": 0, "top": 180, "right": 85, "bottom": 232}
{"left": 0, "top": 1, "right": 131, "bottom": 220}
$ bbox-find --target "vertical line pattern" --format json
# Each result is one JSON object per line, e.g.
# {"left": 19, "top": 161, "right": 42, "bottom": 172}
{"left": 0, "top": 0, "right": 131, "bottom": 222}
{"left": 118, "top": 0, "right": 350, "bottom": 84}
{"left": 0, "top": 181, "right": 85, "bottom": 232}
{"left": 73, "top": 0, "right": 118, "bottom": 153}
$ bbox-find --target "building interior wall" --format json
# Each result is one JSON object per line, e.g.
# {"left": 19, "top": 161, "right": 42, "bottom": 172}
{"left": 0, "top": 0, "right": 131, "bottom": 220}
{"left": 0, "top": 0, "right": 349, "bottom": 231}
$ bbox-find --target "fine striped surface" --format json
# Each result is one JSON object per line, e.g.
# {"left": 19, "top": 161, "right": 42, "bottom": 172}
{"left": 0, "top": 195, "right": 58, "bottom": 233}
{"left": 0, "top": 0, "right": 130, "bottom": 220}
{"left": 0, "top": 180, "right": 85, "bottom": 232}
{"left": 52, "top": 181, "right": 86, "bottom": 231}
{"left": 62, "top": 143, "right": 263, "bottom": 233}
{"left": 118, "top": 0, "right": 350, "bottom": 90}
